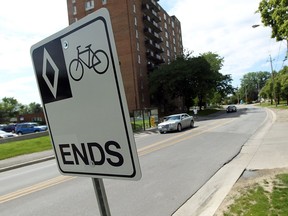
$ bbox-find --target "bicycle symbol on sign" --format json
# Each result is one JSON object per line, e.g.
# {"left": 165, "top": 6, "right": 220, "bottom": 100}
{"left": 69, "top": 44, "right": 109, "bottom": 81}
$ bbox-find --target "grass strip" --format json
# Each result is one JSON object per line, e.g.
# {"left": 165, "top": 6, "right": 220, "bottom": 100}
{"left": 224, "top": 173, "right": 288, "bottom": 216}
{"left": 0, "top": 136, "right": 52, "bottom": 160}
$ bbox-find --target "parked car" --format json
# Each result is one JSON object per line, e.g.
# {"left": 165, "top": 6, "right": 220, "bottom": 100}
{"left": 0, "top": 130, "right": 18, "bottom": 138}
{"left": 15, "top": 122, "right": 48, "bottom": 135}
{"left": 0, "top": 124, "right": 7, "bottom": 130}
{"left": 158, "top": 113, "right": 194, "bottom": 134}
{"left": 2, "top": 124, "right": 17, "bottom": 133}
{"left": 226, "top": 105, "right": 237, "bottom": 113}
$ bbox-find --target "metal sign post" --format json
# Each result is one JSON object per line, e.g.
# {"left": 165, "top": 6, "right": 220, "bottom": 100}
{"left": 92, "top": 178, "right": 111, "bottom": 216}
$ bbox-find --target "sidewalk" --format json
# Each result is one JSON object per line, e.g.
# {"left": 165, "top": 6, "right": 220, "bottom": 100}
{"left": 173, "top": 107, "right": 288, "bottom": 216}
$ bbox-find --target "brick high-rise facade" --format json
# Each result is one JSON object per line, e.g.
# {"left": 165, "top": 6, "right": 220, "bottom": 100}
{"left": 66, "top": 0, "right": 183, "bottom": 112}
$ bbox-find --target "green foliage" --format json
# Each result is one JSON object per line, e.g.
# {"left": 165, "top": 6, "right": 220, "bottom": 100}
{"left": 224, "top": 185, "right": 269, "bottom": 216}
{"left": 240, "top": 71, "right": 271, "bottom": 103}
{"left": 0, "top": 97, "right": 43, "bottom": 123}
{"left": 260, "top": 66, "right": 288, "bottom": 105}
{"left": 257, "top": 0, "right": 288, "bottom": 42}
{"left": 149, "top": 51, "right": 232, "bottom": 114}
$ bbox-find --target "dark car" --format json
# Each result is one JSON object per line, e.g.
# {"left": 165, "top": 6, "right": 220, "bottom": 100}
{"left": 2, "top": 124, "right": 17, "bottom": 133}
{"left": 226, "top": 105, "right": 237, "bottom": 113}
{"left": 15, "top": 122, "right": 47, "bottom": 135}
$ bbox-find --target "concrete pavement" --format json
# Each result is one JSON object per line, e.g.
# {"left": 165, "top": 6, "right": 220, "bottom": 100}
{"left": 1, "top": 107, "right": 288, "bottom": 216}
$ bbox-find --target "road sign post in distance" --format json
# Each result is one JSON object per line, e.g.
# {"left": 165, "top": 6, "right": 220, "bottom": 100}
{"left": 31, "top": 8, "right": 141, "bottom": 181}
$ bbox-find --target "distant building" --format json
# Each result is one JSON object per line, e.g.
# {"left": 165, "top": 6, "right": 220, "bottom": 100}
{"left": 66, "top": 0, "right": 183, "bottom": 112}
{"left": 17, "top": 112, "right": 46, "bottom": 124}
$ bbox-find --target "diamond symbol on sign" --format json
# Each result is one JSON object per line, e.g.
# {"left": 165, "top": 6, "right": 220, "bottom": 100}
{"left": 42, "top": 48, "right": 59, "bottom": 98}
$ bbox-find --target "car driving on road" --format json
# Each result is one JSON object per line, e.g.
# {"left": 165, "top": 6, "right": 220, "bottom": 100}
{"left": 158, "top": 113, "right": 194, "bottom": 134}
{"left": 226, "top": 105, "right": 237, "bottom": 113}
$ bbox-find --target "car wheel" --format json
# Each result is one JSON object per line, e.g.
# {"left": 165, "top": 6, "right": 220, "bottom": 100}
{"left": 160, "top": 131, "right": 164, "bottom": 134}
{"left": 177, "top": 124, "right": 182, "bottom": 132}
{"left": 190, "top": 120, "right": 194, "bottom": 128}
{"left": 17, "top": 132, "right": 23, "bottom": 135}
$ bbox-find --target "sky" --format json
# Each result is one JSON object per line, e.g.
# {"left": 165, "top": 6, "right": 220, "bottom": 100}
{"left": 0, "top": 0, "right": 287, "bottom": 105}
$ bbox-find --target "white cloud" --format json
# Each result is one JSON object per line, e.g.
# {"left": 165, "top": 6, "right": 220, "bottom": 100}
{"left": 0, "top": 0, "right": 68, "bottom": 104}
{"left": 160, "top": 0, "right": 287, "bottom": 86}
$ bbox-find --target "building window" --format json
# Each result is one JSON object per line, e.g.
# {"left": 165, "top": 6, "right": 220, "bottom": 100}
{"left": 138, "top": 55, "right": 141, "bottom": 64}
{"left": 134, "top": 17, "right": 137, "bottom": 26}
{"left": 72, "top": 0, "right": 76, "bottom": 3}
{"left": 73, "top": 6, "right": 77, "bottom": 15}
{"left": 85, "top": 0, "right": 94, "bottom": 11}
{"left": 164, "top": 13, "right": 166, "bottom": 20}
{"left": 102, "top": 0, "right": 107, "bottom": 5}
{"left": 166, "top": 41, "right": 169, "bottom": 48}
{"left": 136, "top": 30, "right": 138, "bottom": 38}
{"left": 165, "top": 31, "right": 168, "bottom": 38}
{"left": 164, "top": 23, "right": 167, "bottom": 29}
{"left": 137, "top": 42, "right": 140, "bottom": 51}
{"left": 167, "top": 49, "right": 170, "bottom": 57}
{"left": 133, "top": 4, "right": 136, "bottom": 13}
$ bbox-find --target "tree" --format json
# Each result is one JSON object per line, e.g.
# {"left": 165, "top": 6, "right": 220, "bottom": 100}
{"left": 28, "top": 102, "right": 43, "bottom": 113}
{"left": 260, "top": 78, "right": 274, "bottom": 104}
{"left": 0, "top": 97, "right": 20, "bottom": 122}
{"left": 149, "top": 51, "right": 232, "bottom": 113}
{"left": 240, "top": 71, "right": 270, "bottom": 103}
{"left": 0, "top": 97, "right": 43, "bottom": 123}
{"left": 279, "top": 66, "right": 288, "bottom": 104}
{"left": 257, "top": 0, "right": 288, "bottom": 55}
{"left": 149, "top": 53, "right": 199, "bottom": 113}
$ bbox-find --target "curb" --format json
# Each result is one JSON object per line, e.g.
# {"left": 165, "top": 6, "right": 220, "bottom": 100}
{"left": 0, "top": 155, "right": 55, "bottom": 173}
{"left": 0, "top": 156, "right": 55, "bottom": 173}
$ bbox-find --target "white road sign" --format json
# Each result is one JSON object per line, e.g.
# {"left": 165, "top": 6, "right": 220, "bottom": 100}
{"left": 31, "top": 8, "right": 141, "bottom": 180}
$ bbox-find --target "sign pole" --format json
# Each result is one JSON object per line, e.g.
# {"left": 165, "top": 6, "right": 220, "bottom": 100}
{"left": 92, "top": 178, "right": 111, "bottom": 216}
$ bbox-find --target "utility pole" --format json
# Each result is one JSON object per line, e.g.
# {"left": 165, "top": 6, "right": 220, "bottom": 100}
{"left": 269, "top": 55, "right": 277, "bottom": 107}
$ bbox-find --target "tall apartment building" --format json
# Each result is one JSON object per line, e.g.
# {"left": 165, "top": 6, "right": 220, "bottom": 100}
{"left": 66, "top": 0, "right": 183, "bottom": 112}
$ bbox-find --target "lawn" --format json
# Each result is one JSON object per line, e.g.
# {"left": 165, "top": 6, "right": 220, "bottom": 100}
{"left": 258, "top": 101, "right": 288, "bottom": 109}
{"left": 223, "top": 173, "right": 288, "bottom": 216}
{"left": 0, "top": 136, "right": 52, "bottom": 160}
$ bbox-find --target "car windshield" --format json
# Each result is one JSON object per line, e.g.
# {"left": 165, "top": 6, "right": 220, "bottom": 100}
{"left": 166, "top": 115, "right": 180, "bottom": 121}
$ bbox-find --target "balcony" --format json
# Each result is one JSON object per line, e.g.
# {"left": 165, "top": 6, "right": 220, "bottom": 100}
{"left": 142, "top": 0, "right": 160, "bottom": 12}
{"left": 146, "top": 51, "right": 165, "bottom": 64}
{"left": 145, "top": 39, "right": 163, "bottom": 53}
{"left": 144, "top": 27, "right": 163, "bottom": 43}
{"left": 147, "top": 62, "right": 155, "bottom": 71}
{"left": 143, "top": 15, "right": 162, "bottom": 33}
{"left": 142, "top": 4, "right": 161, "bottom": 23}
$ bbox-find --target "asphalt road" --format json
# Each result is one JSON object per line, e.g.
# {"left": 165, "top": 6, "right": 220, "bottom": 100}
{"left": 0, "top": 106, "right": 267, "bottom": 216}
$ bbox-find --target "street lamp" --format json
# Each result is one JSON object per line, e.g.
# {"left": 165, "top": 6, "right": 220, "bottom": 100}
{"left": 252, "top": 24, "right": 260, "bottom": 28}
